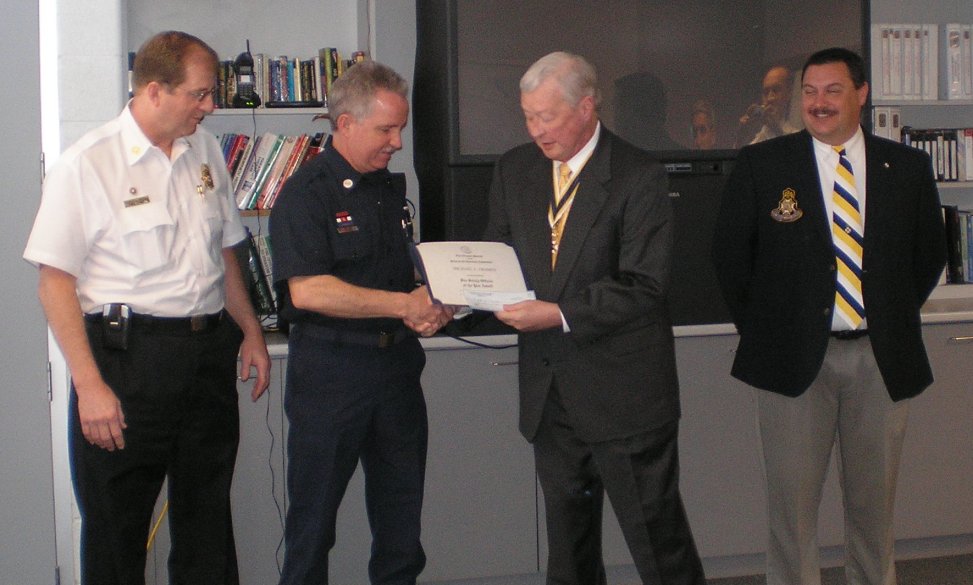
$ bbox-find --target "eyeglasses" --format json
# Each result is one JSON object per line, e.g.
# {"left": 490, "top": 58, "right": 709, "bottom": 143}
{"left": 169, "top": 86, "right": 217, "bottom": 102}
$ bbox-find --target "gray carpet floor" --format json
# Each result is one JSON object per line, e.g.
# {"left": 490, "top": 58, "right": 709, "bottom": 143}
{"left": 707, "top": 553, "right": 973, "bottom": 585}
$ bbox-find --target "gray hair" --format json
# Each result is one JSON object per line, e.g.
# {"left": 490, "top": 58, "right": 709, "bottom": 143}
{"left": 520, "top": 51, "right": 601, "bottom": 108}
{"left": 328, "top": 60, "right": 409, "bottom": 130}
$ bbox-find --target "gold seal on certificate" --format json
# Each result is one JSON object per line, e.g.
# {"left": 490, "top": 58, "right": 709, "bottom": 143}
{"left": 412, "top": 241, "right": 533, "bottom": 309}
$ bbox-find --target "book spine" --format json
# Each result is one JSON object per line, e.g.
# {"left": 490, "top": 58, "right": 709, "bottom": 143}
{"left": 890, "top": 25, "right": 903, "bottom": 98}
{"left": 234, "top": 133, "right": 277, "bottom": 209}
{"left": 922, "top": 24, "right": 938, "bottom": 100}
{"left": 231, "top": 136, "right": 257, "bottom": 196}
{"left": 254, "top": 233, "right": 277, "bottom": 307}
{"left": 255, "top": 135, "right": 297, "bottom": 209}
{"left": 964, "top": 25, "right": 973, "bottom": 99}
{"left": 943, "top": 205, "right": 964, "bottom": 283}
{"left": 903, "top": 26, "right": 916, "bottom": 99}
{"left": 961, "top": 210, "right": 970, "bottom": 282}
{"left": 872, "top": 107, "right": 891, "bottom": 139}
{"left": 944, "top": 23, "right": 964, "bottom": 99}
{"left": 330, "top": 48, "right": 340, "bottom": 88}
{"left": 271, "top": 134, "right": 312, "bottom": 208}
{"left": 245, "top": 228, "right": 275, "bottom": 315}
{"left": 245, "top": 134, "right": 286, "bottom": 209}
{"left": 287, "top": 57, "right": 296, "bottom": 102}
{"left": 226, "top": 134, "right": 251, "bottom": 178}
{"left": 949, "top": 129, "right": 959, "bottom": 181}
{"left": 964, "top": 128, "right": 973, "bottom": 181}
{"left": 964, "top": 212, "right": 973, "bottom": 282}
{"left": 291, "top": 57, "right": 301, "bottom": 102}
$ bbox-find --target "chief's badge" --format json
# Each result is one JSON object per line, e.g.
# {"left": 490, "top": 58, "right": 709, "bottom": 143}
{"left": 770, "top": 188, "right": 803, "bottom": 222}
{"left": 196, "top": 163, "right": 215, "bottom": 199}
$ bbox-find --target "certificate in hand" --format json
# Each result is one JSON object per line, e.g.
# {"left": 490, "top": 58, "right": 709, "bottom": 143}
{"left": 412, "top": 241, "right": 532, "bottom": 309}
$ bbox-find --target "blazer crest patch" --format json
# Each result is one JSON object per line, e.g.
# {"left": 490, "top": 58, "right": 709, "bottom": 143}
{"left": 770, "top": 188, "right": 803, "bottom": 222}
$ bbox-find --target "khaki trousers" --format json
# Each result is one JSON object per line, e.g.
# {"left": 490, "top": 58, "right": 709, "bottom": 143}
{"left": 757, "top": 336, "right": 909, "bottom": 585}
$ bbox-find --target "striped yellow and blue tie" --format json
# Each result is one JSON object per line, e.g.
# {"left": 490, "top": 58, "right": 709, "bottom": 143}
{"left": 832, "top": 146, "right": 865, "bottom": 329}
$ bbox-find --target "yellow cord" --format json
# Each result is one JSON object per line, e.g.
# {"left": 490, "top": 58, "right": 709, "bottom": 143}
{"left": 146, "top": 500, "right": 169, "bottom": 551}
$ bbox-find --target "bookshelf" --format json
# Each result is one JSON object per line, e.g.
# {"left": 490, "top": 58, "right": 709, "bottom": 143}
{"left": 871, "top": 1, "right": 973, "bottom": 297}
{"left": 873, "top": 99, "right": 973, "bottom": 106}
{"left": 210, "top": 107, "right": 328, "bottom": 117}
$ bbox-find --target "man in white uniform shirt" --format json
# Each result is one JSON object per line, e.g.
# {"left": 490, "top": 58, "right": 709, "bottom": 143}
{"left": 24, "top": 31, "right": 270, "bottom": 585}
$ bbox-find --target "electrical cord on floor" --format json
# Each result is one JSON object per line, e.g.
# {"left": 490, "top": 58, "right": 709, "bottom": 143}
{"left": 146, "top": 500, "right": 169, "bottom": 551}
{"left": 266, "top": 382, "right": 286, "bottom": 575}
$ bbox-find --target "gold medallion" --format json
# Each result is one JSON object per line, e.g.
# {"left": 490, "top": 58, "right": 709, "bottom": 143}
{"left": 770, "top": 188, "right": 803, "bottom": 222}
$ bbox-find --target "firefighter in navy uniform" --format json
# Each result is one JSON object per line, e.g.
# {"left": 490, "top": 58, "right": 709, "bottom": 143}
{"left": 270, "top": 60, "right": 454, "bottom": 585}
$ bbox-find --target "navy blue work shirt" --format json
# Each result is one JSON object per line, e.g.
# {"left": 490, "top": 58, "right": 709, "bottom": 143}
{"left": 269, "top": 136, "right": 415, "bottom": 335}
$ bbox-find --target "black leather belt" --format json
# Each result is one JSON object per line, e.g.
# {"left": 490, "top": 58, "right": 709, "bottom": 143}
{"left": 296, "top": 324, "right": 411, "bottom": 348}
{"left": 84, "top": 310, "right": 224, "bottom": 334}
{"left": 830, "top": 329, "right": 868, "bottom": 340}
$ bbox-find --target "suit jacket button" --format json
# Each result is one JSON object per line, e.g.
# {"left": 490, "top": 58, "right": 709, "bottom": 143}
{"left": 542, "top": 358, "right": 550, "bottom": 366}
{"left": 823, "top": 307, "right": 831, "bottom": 316}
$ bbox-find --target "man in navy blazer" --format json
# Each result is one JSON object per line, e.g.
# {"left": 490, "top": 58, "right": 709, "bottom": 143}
{"left": 484, "top": 51, "right": 704, "bottom": 585}
{"left": 713, "top": 48, "right": 946, "bottom": 585}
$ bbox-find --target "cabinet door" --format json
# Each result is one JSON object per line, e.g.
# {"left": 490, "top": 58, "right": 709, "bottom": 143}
{"left": 895, "top": 322, "right": 973, "bottom": 538}
{"left": 231, "top": 356, "right": 289, "bottom": 585}
{"left": 420, "top": 345, "right": 538, "bottom": 581}
{"left": 145, "top": 356, "right": 288, "bottom": 585}
{"left": 674, "top": 334, "right": 847, "bottom": 561}
{"left": 536, "top": 333, "right": 844, "bottom": 575}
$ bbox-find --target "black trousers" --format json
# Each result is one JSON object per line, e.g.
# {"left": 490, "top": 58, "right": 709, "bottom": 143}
{"left": 278, "top": 326, "right": 428, "bottom": 585}
{"left": 533, "top": 385, "right": 705, "bottom": 585}
{"left": 70, "top": 317, "right": 243, "bottom": 585}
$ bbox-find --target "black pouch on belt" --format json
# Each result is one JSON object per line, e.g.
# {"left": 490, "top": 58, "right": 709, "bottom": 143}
{"left": 102, "top": 303, "right": 131, "bottom": 350}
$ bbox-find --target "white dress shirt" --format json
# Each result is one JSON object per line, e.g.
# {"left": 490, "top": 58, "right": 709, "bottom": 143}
{"left": 811, "top": 126, "right": 867, "bottom": 331}
{"left": 24, "top": 105, "right": 246, "bottom": 317}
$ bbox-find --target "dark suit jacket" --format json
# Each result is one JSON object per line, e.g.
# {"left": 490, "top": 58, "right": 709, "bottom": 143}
{"left": 484, "top": 126, "right": 680, "bottom": 443}
{"left": 712, "top": 130, "right": 946, "bottom": 400}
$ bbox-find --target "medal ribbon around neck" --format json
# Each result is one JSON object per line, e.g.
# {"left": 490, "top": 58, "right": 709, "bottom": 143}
{"left": 548, "top": 169, "right": 582, "bottom": 268}
{"left": 548, "top": 170, "right": 581, "bottom": 230}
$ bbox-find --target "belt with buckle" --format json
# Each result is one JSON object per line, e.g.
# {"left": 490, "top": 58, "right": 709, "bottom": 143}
{"left": 295, "top": 324, "right": 411, "bottom": 348}
{"left": 830, "top": 329, "right": 868, "bottom": 340}
{"left": 84, "top": 310, "right": 224, "bottom": 334}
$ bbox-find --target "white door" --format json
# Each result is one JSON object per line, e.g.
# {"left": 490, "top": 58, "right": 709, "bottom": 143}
{"left": 0, "top": 0, "right": 59, "bottom": 583}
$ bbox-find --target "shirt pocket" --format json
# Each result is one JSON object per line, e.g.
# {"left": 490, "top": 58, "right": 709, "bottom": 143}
{"left": 118, "top": 201, "right": 175, "bottom": 273}
{"left": 331, "top": 227, "right": 373, "bottom": 264}
{"left": 200, "top": 198, "right": 225, "bottom": 248}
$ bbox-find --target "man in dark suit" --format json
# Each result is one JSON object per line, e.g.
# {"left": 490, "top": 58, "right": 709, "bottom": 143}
{"left": 484, "top": 51, "right": 705, "bottom": 585}
{"left": 713, "top": 48, "right": 946, "bottom": 585}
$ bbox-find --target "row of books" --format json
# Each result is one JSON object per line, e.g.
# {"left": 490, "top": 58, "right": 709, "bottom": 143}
{"left": 870, "top": 23, "right": 973, "bottom": 101}
{"left": 214, "top": 49, "right": 367, "bottom": 109}
{"left": 221, "top": 131, "right": 327, "bottom": 210}
{"left": 901, "top": 126, "right": 973, "bottom": 182}
{"left": 243, "top": 228, "right": 278, "bottom": 318}
{"left": 870, "top": 24, "right": 938, "bottom": 100}
{"left": 942, "top": 206, "right": 973, "bottom": 284}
